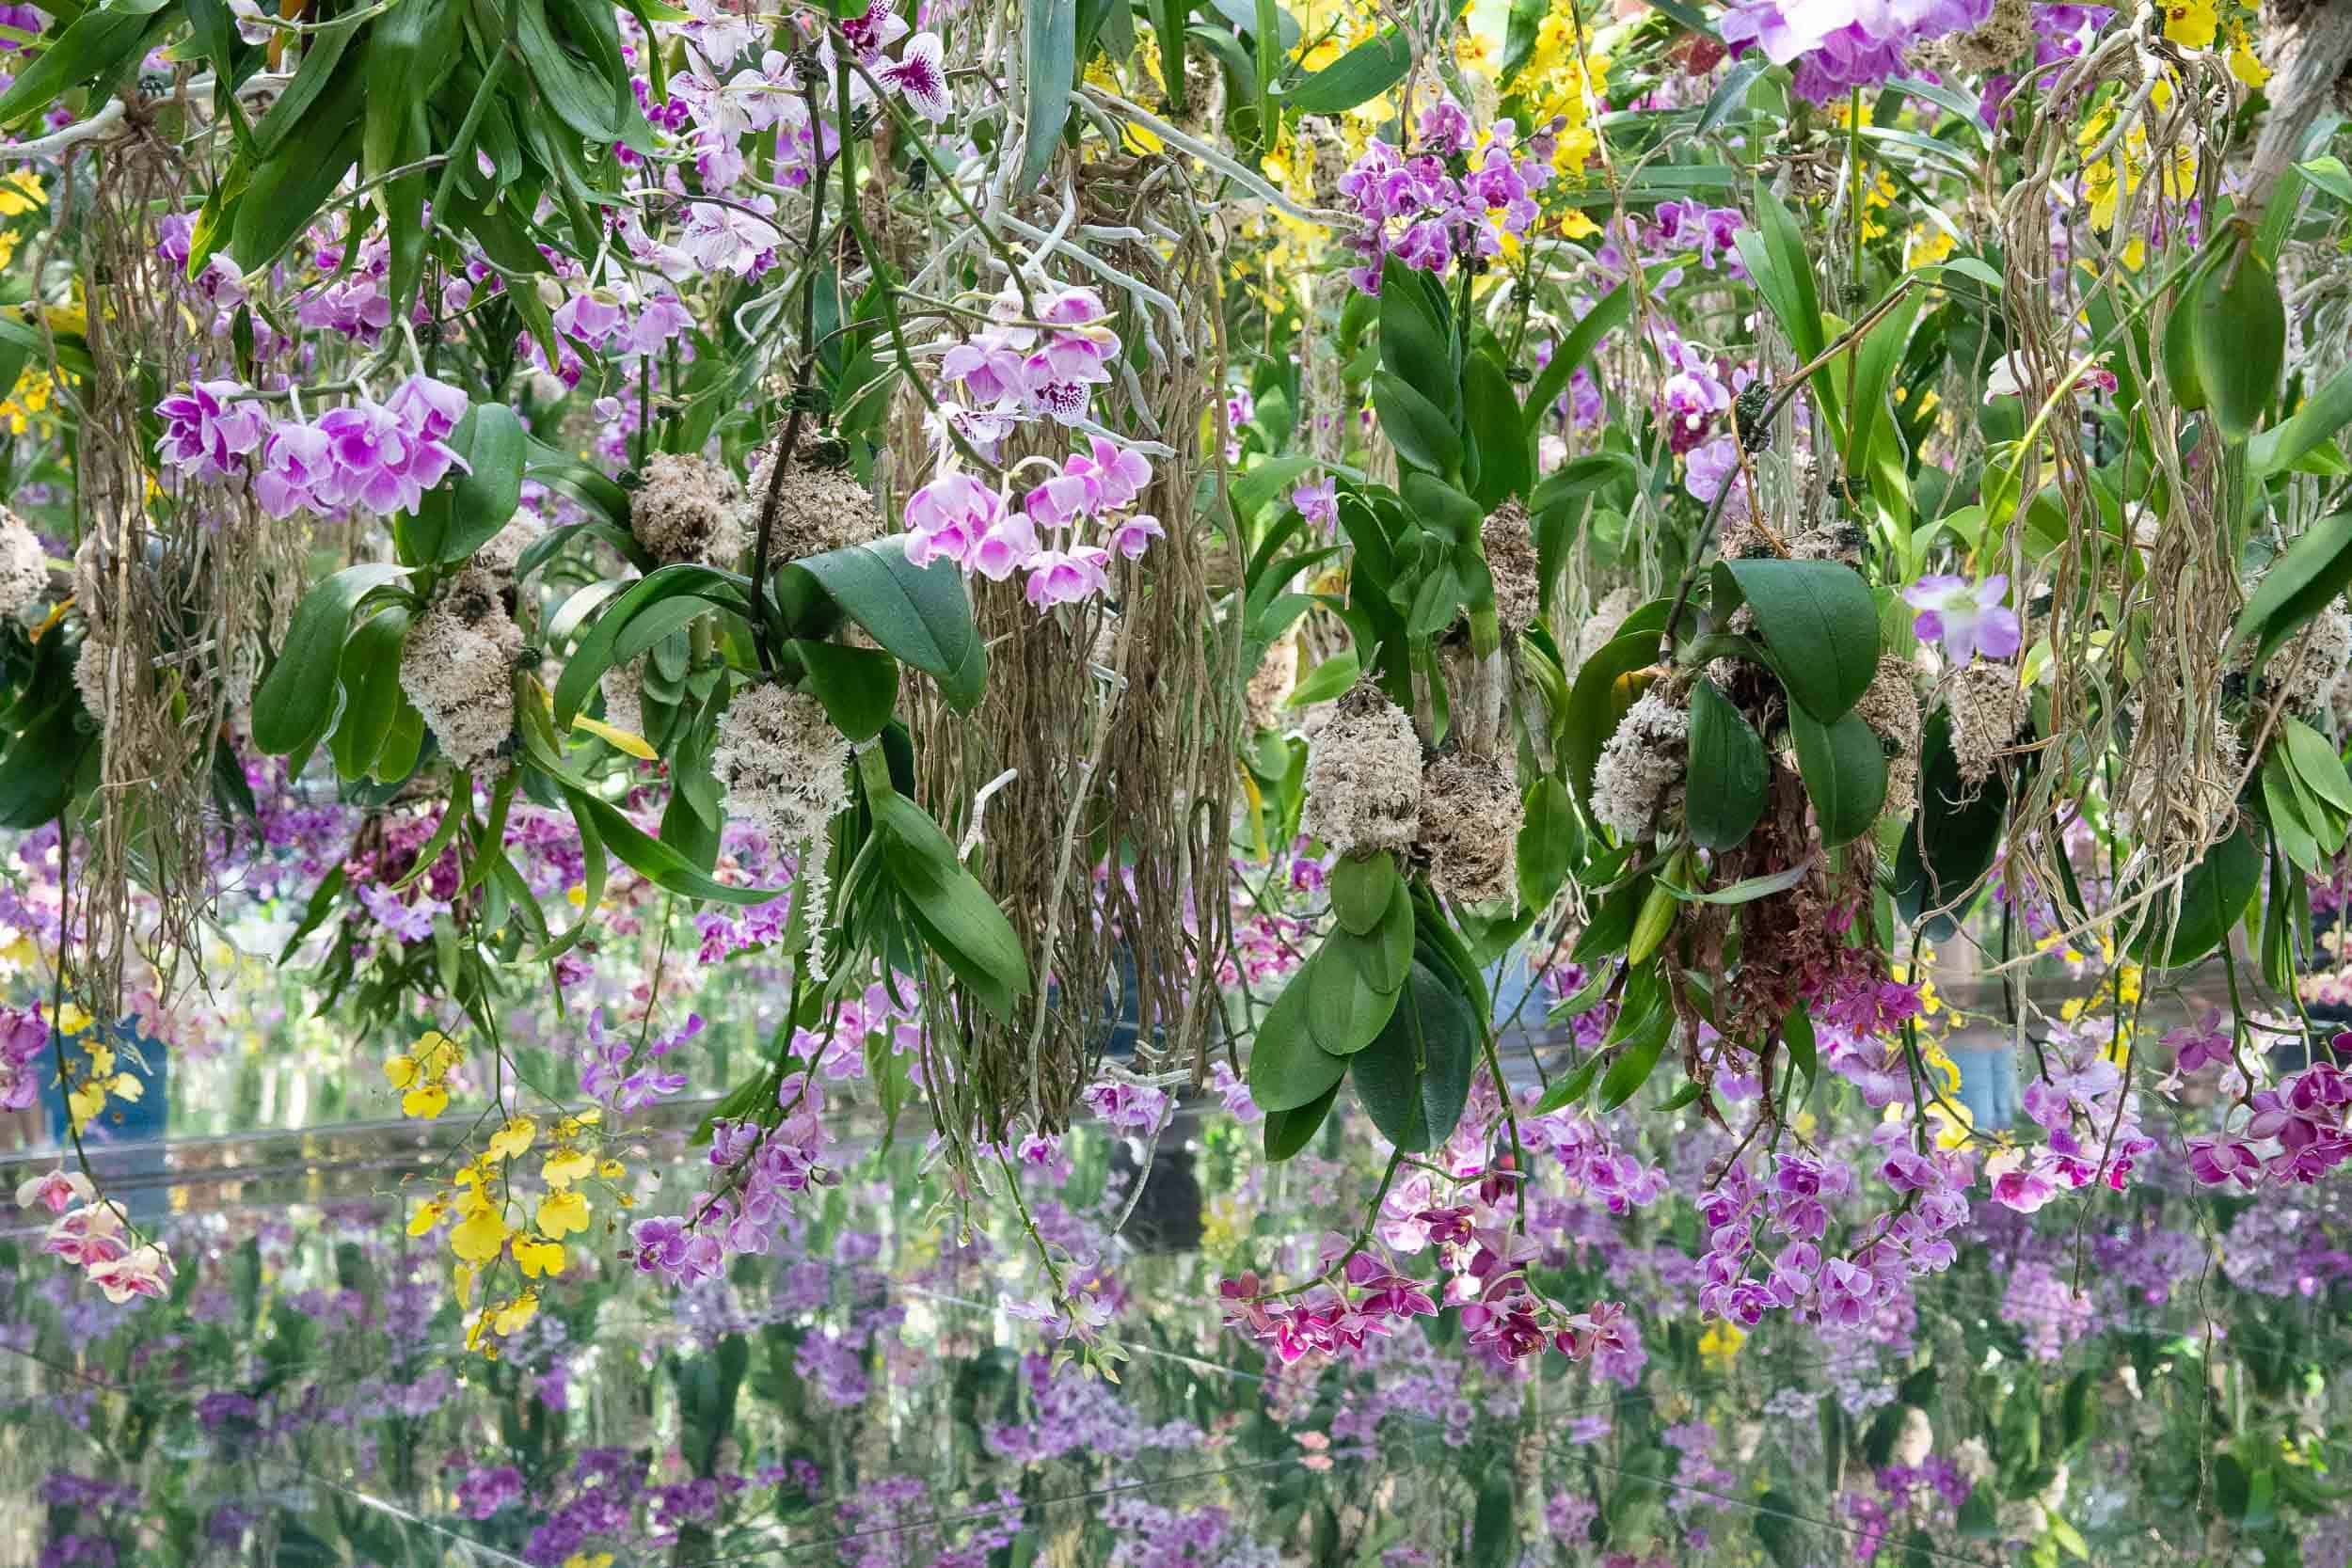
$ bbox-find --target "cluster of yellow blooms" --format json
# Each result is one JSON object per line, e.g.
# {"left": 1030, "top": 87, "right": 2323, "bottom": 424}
{"left": 391, "top": 1032, "right": 628, "bottom": 1355}
{"left": 56, "top": 1004, "right": 144, "bottom": 1134}
{"left": 383, "top": 1028, "right": 462, "bottom": 1117}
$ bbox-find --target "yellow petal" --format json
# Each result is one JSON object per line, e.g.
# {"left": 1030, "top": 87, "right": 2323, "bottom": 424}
{"left": 402, "top": 1084, "right": 451, "bottom": 1118}
{"left": 537, "top": 1188, "right": 590, "bottom": 1239}
{"left": 407, "top": 1200, "right": 446, "bottom": 1237}
{"left": 450, "top": 1204, "right": 510, "bottom": 1263}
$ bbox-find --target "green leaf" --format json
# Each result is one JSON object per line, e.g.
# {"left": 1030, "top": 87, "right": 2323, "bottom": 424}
{"left": 1399, "top": 472, "right": 1485, "bottom": 545}
{"left": 868, "top": 786, "right": 1033, "bottom": 1013}
{"left": 1247, "top": 971, "right": 1350, "bottom": 1113}
{"left": 1564, "top": 611, "right": 1670, "bottom": 808}
{"left": 1515, "top": 775, "right": 1581, "bottom": 914}
{"left": 1281, "top": 25, "right": 1408, "bottom": 112}
{"left": 516, "top": 0, "right": 625, "bottom": 140}
{"left": 1305, "top": 942, "right": 1403, "bottom": 1054}
{"left": 790, "top": 640, "right": 898, "bottom": 741}
{"left": 2251, "top": 362, "right": 2352, "bottom": 477}
{"left": 1895, "top": 708, "right": 2009, "bottom": 940}
{"left": 1836, "top": 290, "right": 1923, "bottom": 488}
{"left": 1469, "top": 1470, "right": 1517, "bottom": 1568}
{"left": 1329, "top": 849, "right": 1399, "bottom": 936}
{"left": 2129, "top": 823, "right": 2261, "bottom": 968}
{"left": 252, "top": 563, "right": 412, "bottom": 754}
{"left": 2287, "top": 717, "right": 2352, "bottom": 817}
{"left": 1736, "top": 185, "right": 1825, "bottom": 364}
{"left": 1665, "top": 861, "right": 1811, "bottom": 904}
{"left": 2232, "top": 510, "right": 2352, "bottom": 676}
{"left": 2195, "top": 236, "right": 2284, "bottom": 442}
{"left": 438, "top": 403, "right": 528, "bottom": 562}
{"left": 1684, "top": 680, "right": 1767, "bottom": 848}
{"left": 1788, "top": 706, "right": 1887, "bottom": 847}
{"left": 1372, "top": 371, "right": 1463, "bottom": 476}
{"left": 1595, "top": 986, "right": 1672, "bottom": 1111}
{"left": 0, "top": 4, "right": 155, "bottom": 129}
{"left": 1463, "top": 351, "right": 1532, "bottom": 507}
{"left": 1715, "top": 558, "right": 1881, "bottom": 721}
{"left": 1522, "top": 281, "right": 1631, "bottom": 435}
{"left": 1529, "top": 1052, "right": 1602, "bottom": 1114}
{"left": 1377, "top": 255, "right": 1454, "bottom": 410}
{"left": 1784, "top": 1004, "right": 1817, "bottom": 1085}
{"left": 329, "top": 609, "right": 411, "bottom": 781}
{"left": 1263, "top": 1076, "right": 1340, "bottom": 1160}
{"left": 1350, "top": 960, "right": 1477, "bottom": 1151}
{"left": 1017, "top": 0, "right": 1077, "bottom": 194}
{"left": 1348, "top": 877, "right": 1415, "bottom": 993}
{"left": 1230, "top": 452, "right": 1322, "bottom": 522}
{"left": 231, "top": 113, "right": 363, "bottom": 272}
{"left": 0, "top": 702, "right": 90, "bottom": 829}
{"left": 782, "top": 537, "right": 985, "bottom": 710}
{"left": 553, "top": 563, "right": 750, "bottom": 726}
{"left": 1286, "top": 648, "right": 1359, "bottom": 708}
{"left": 566, "top": 786, "right": 791, "bottom": 906}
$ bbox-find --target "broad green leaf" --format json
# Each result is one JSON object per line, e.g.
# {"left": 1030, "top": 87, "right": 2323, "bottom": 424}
{"left": 566, "top": 786, "right": 791, "bottom": 906}
{"left": 1715, "top": 558, "right": 1881, "bottom": 720}
{"left": 1328, "top": 849, "right": 1398, "bottom": 935}
{"left": 329, "top": 609, "right": 411, "bottom": 781}
{"left": 1463, "top": 350, "right": 1532, "bottom": 507}
{"left": 1372, "top": 370, "right": 1463, "bottom": 475}
{"left": 1595, "top": 987, "right": 1672, "bottom": 1111}
{"left": 1017, "top": 0, "right": 1076, "bottom": 194}
{"left": 782, "top": 537, "right": 985, "bottom": 710}
{"left": 1529, "top": 1052, "right": 1602, "bottom": 1114}
{"left": 1246, "top": 971, "right": 1350, "bottom": 1112}
{"left": 553, "top": 563, "right": 751, "bottom": 726}
{"left": 0, "top": 5, "right": 156, "bottom": 129}
{"left": 1788, "top": 706, "right": 1887, "bottom": 847}
{"left": 0, "top": 702, "right": 89, "bottom": 829}
{"left": 252, "top": 563, "right": 412, "bottom": 754}
{"left": 1521, "top": 281, "right": 1631, "bottom": 435}
{"left": 868, "top": 787, "right": 1033, "bottom": 1012}
{"left": 2194, "top": 236, "right": 2284, "bottom": 442}
{"left": 1736, "top": 185, "right": 1825, "bottom": 363}
{"left": 1515, "top": 775, "right": 1581, "bottom": 914}
{"left": 2229, "top": 510, "right": 2352, "bottom": 675}
{"left": 1377, "top": 255, "right": 1454, "bottom": 411}
{"left": 2287, "top": 717, "right": 2352, "bottom": 816}
{"left": 1304, "top": 942, "right": 1403, "bottom": 1054}
{"left": 1263, "top": 1076, "right": 1340, "bottom": 1160}
{"left": 439, "top": 404, "right": 528, "bottom": 562}
{"left": 2130, "top": 822, "right": 2261, "bottom": 968}
{"left": 1684, "top": 679, "right": 1766, "bottom": 848}
{"left": 790, "top": 639, "right": 898, "bottom": 741}
{"left": 1350, "top": 959, "right": 1477, "bottom": 1151}
{"left": 1281, "top": 26, "right": 1409, "bottom": 112}
{"left": 1894, "top": 709, "right": 2009, "bottom": 940}
{"left": 1665, "top": 861, "right": 1811, "bottom": 904}
{"left": 2255, "top": 361, "right": 2352, "bottom": 478}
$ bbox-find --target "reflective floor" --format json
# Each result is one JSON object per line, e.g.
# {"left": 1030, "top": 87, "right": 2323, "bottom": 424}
{"left": 8, "top": 1086, "right": 2348, "bottom": 1568}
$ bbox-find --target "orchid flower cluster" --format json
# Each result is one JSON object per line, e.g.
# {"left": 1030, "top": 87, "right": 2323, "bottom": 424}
{"left": 1333, "top": 106, "right": 1561, "bottom": 293}
{"left": 903, "top": 434, "right": 1163, "bottom": 610}
{"left": 16, "top": 1166, "right": 174, "bottom": 1305}
{"left": 2189, "top": 1053, "right": 2352, "bottom": 1190}
{"left": 154, "top": 372, "right": 472, "bottom": 520}
{"left": 629, "top": 1072, "right": 837, "bottom": 1286}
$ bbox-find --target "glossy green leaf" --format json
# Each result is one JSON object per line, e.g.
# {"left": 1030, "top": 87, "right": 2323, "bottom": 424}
{"left": 438, "top": 404, "right": 528, "bottom": 562}
{"left": 1595, "top": 987, "right": 1672, "bottom": 1111}
{"left": 566, "top": 786, "right": 791, "bottom": 907}
{"left": 1685, "top": 679, "right": 1767, "bottom": 848}
{"left": 1328, "top": 849, "right": 1399, "bottom": 935}
{"left": 2230, "top": 511, "right": 2352, "bottom": 675}
{"left": 252, "top": 563, "right": 412, "bottom": 754}
{"left": 868, "top": 787, "right": 1033, "bottom": 1013}
{"left": 1372, "top": 371, "right": 1463, "bottom": 476}
{"left": 1017, "top": 0, "right": 1076, "bottom": 194}
{"left": 1246, "top": 971, "right": 1350, "bottom": 1112}
{"left": 1262, "top": 1075, "right": 1340, "bottom": 1160}
{"left": 790, "top": 640, "right": 898, "bottom": 741}
{"left": 1894, "top": 709, "right": 2009, "bottom": 940}
{"left": 553, "top": 564, "right": 751, "bottom": 726}
{"left": 1529, "top": 1052, "right": 1603, "bottom": 1114}
{"left": 1463, "top": 351, "right": 1532, "bottom": 507}
{"left": 2130, "top": 822, "right": 2261, "bottom": 968}
{"left": 2194, "top": 237, "right": 2284, "bottom": 442}
{"left": 1715, "top": 558, "right": 1881, "bottom": 721}
{"left": 782, "top": 538, "right": 985, "bottom": 711}
{"left": 329, "top": 609, "right": 411, "bottom": 781}
{"left": 1304, "top": 942, "right": 1402, "bottom": 1054}
{"left": 1350, "top": 959, "right": 1477, "bottom": 1152}
{"left": 1788, "top": 706, "right": 1887, "bottom": 847}
{"left": 1515, "top": 775, "right": 1581, "bottom": 914}
{"left": 1281, "top": 26, "right": 1409, "bottom": 112}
